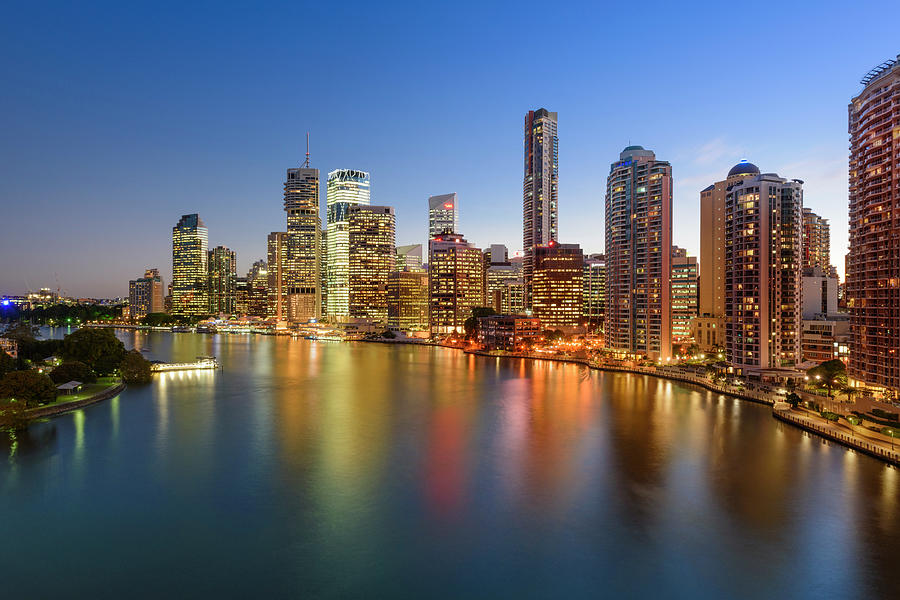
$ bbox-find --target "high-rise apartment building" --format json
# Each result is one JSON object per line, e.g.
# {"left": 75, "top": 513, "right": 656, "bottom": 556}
{"left": 523, "top": 108, "right": 558, "bottom": 301}
{"left": 428, "top": 193, "right": 458, "bottom": 240}
{"left": 235, "top": 277, "right": 249, "bottom": 315}
{"left": 848, "top": 55, "right": 900, "bottom": 391}
{"left": 671, "top": 248, "right": 698, "bottom": 343}
{"left": 172, "top": 214, "right": 209, "bottom": 316}
{"left": 802, "top": 208, "right": 832, "bottom": 273}
{"left": 725, "top": 170, "right": 803, "bottom": 371}
{"left": 387, "top": 269, "right": 429, "bottom": 332}
{"left": 604, "top": 146, "right": 672, "bottom": 360}
{"left": 348, "top": 205, "right": 396, "bottom": 323}
{"left": 532, "top": 242, "right": 583, "bottom": 332}
{"left": 583, "top": 254, "right": 605, "bottom": 333}
{"left": 267, "top": 232, "right": 288, "bottom": 320}
{"left": 429, "top": 233, "right": 484, "bottom": 334}
{"left": 128, "top": 268, "right": 164, "bottom": 319}
{"left": 207, "top": 246, "right": 236, "bottom": 315}
{"left": 281, "top": 164, "right": 322, "bottom": 321}
{"left": 326, "top": 169, "right": 370, "bottom": 319}
{"left": 695, "top": 161, "right": 762, "bottom": 351}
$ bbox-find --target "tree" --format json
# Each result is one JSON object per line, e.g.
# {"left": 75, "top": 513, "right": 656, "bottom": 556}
{"left": 61, "top": 328, "right": 126, "bottom": 376}
{"left": 49, "top": 361, "right": 97, "bottom": 384}
{"left": 381, "top": 329, "right": 396, "bottom": 339}
{"left": 785, "top": 392, "right": 801, "bottom": 407}
{"left": 119, "top": 350, "right": 152, "bottom": 385}
{"left": 0, "top": 351, "right": 16, "bottom": 378}
{"left": 0, "top": 370, "right": 57, "bottom": 407}
{"left": 1, "top": 322, "right": 39, "bottom": 342}
{"left": 807, "top": 359, "right": 848, "bottom": 397}
{"left": 0, "top": 399, "right": 30, "bottom": 430}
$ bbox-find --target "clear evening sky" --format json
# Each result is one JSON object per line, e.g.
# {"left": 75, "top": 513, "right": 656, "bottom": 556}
{"left": 2, "top": 1, "right": 897, "bottom": 298}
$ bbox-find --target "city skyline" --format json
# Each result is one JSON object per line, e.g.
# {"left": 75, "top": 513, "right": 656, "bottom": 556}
{"left": 3, "top": 2, "right": 896, "bottom": 298}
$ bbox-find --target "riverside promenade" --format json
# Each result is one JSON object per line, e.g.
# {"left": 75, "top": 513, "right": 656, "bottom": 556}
{"left": 27, "top": 381, "right": 126, "bottom": 420}
{"left": 465, "top": 348, "right": 900, "bottom": 467}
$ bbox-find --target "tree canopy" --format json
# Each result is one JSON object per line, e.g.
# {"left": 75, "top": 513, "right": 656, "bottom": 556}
{"left": 60, "top": 328, "right": 126, "bottom": 376}
{"left": 119, "top": 350, "right": 152, "bottom": 385}
{"left": 49, "top": 361, "right": 97, "bottom": 384}
{"left": 807, "top": 359, "right": 848, "bottom": 397}
{"left": 0, "top": 371, "right": 57, "bottom": 407}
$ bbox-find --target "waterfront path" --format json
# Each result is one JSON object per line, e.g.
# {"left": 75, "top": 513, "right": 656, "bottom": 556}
{"left": 27, "top": 380, "right": 126, "bottom": 420}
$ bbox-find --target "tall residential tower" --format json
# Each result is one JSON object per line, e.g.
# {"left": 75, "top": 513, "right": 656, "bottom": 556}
{"left": 848, "top": 54, "right": 900, "bottom": 391}
{"left": 604, "top": 146, "right": 672, "bottom": 360}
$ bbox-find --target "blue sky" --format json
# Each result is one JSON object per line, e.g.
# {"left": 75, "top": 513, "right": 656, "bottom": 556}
{"left": 1, "top": 0, "right": 897, "bottom": 297}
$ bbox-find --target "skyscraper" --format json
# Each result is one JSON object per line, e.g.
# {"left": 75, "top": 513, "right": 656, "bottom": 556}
{"left": 128, "top": 268, "right": 164, "bottom": 319}
{"left": 172, "top": 214, "right": 209, "bottom": 316}
{"left": 348, "top": 205, "right": 396, "bottom": 323}
{"left": 848, "top": 55, "right": 900, "bottom": 391}
{"left": 429, "top": 233, "right": 484, "bottom": 334}
{"left": 281, "top": 163, "right": 321, "bottom": 321}
{"left": 725, "top": 170, "right": 803, "bottom": 371}
{"left": 604, "top": 146, "right": 672, "bottom": 360}
{"left": 207, "top": 245, "right": 236, "bottom": 315}
{"left": 532, "top": 242, "right": 583, "bottom": 332}
{"left": 388, "top": 269, "right": 429, "bottom": 332}
{"left": 802, "top": 207, "right": 833, "bottom": 274}
{"left": 428, "top": 193, "right": 458, "bottom": 240}
{"left": 583, "top": 254, "right": 605, "bottom": 334}
{"left": 326, "top": 169, "right": 370, "bottom": 319}
{"left": 247, "top": 259, "right": 268, "bottom": 317}
{"left": 671, "top": 248, "right": 698, "bottom": 343}
{"left": 523, "top": 108, "right": 558, "bottom": 302}
{"left": 267, "top": 232, "right": 288, "bottom": 320}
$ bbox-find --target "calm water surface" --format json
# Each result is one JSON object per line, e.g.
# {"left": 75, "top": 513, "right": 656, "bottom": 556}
{"left": 2, "top": 330, "right": 899, "bottom": 598}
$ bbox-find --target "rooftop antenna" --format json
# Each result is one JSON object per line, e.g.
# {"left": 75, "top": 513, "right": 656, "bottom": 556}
{"left": 302, "top": 132, "right": 310, "bottom": 167}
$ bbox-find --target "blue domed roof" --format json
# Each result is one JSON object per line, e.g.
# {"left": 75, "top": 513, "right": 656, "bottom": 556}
{"left": 623, "top": 145, "right": 644, "bottom": 152}
{"left": 728, "top": 160, "right": 760, "bottom": 177}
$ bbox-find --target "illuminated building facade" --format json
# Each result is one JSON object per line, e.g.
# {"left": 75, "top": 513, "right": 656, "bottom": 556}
{"left": 429, "top": 233, "right": 484, "bottom": 334}
{"left": 802, "top": 208, "right": 833, "bottom": 274}
{"left": 235, "top": 277, "right": 248, "bottom": 315}
{"left": 326, "top": 169, "right": 370, "bottom": 319}
{"left": 605, "top": 146, "right": 672, "bottom": 360}
{"left": 532, "top": 242, "right": 583, "bottom": 332}
{"left": 523, "top": 108, "right": 558, "bottom": 301}
{"left": 583, "top": 253, "right": 605, "bottom": 333}
{"left": 348, "top": 205, "right": 396, "bottom": 323}
{"left": 428, "top": 193, "right": 458, "bottom": 240}
{"left": 207, "top": 246, "right": 236, "bottom": 315}
{"left": 477, "top": 315, "right": 541, "bottom": 351}
{"left": 671, "top": 247, "right": 698, "bottom": 343}
{"left": 172, "top": 213, "right": 209, "bottom": 316}
{"left": 128, "top": 268, "right": 164, "bottom": 319}
{"left": 396, "top": 244, "right": 423, "bottom": 270}
{"left": 247, "top": 260, "right": 268, "bottom": 317}
{"left": 725, "top": 171, "right": 803, "bottom": 370}
{"left": 388, "top": 269, "right": 429, "bottom": 332}
{"left": 281, "top": 165, "right": 322, "bottom": 321}
{"left": 848, "top": 55, "right": 900, "bottom": 391}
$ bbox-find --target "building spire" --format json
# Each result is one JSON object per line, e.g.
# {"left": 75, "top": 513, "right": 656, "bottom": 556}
{"left": 302, "top": 132, "right": 310, "bottom": 167}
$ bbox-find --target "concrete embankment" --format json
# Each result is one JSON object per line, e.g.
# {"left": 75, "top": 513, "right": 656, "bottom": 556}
{"left": 28, "top": 383, "right": 127, "bottom": 420}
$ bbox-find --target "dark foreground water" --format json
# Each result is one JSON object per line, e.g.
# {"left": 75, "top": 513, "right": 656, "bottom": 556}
{"left": 2, "top": 330, "right": 899, "bottom": 598}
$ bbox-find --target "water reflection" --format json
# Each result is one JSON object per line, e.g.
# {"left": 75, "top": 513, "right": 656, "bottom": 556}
{"left": 1, "top": 331, "right": 899, "bottom": 598}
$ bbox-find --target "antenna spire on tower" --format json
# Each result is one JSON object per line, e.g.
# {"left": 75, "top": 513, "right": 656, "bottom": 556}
{"left": 302, "top": 132, "right": 310, "bottom": 167}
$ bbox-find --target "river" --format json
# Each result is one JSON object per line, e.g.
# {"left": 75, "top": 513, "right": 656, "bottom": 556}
{"left": 1, "top": 329, "right": 898, "bottom": 598}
